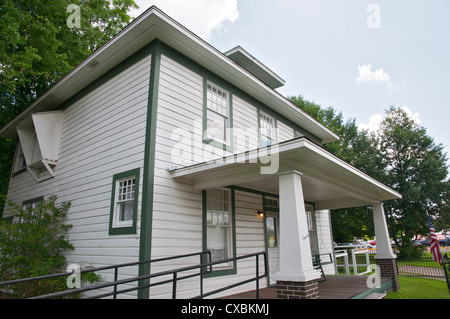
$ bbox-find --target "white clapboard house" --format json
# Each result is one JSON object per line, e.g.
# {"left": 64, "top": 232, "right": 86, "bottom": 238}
{"left": 0, "top": 7, "right": 401, "bottom": 299}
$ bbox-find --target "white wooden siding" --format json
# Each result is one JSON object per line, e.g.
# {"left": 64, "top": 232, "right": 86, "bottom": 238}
{"left": 5, "top": 53, "right": 152, "bottom": 298}
{"left": 277, "top": 120, "right": 295, "bottom": 142}
{"left": 5, "top": 46, "right": 326, "bottom": 300}
{"left": 150, "top": 54, "right": 204, "bottom": 298}
{"left": 233, "top": 96, "right": 259, "bottom": 152}
{"left": 150, "top": 55, "right": 269, "bottom": 298}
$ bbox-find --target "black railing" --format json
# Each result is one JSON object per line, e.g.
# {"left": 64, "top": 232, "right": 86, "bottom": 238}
{"left": 0, "top": 251, "right": 267, "bottom": 299}
{"left": 396, "top": 252, "right": 450, "bottom": 293}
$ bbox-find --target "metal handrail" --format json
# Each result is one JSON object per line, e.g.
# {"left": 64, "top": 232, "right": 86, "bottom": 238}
{"left": 0, "top": 251, "right": 211, "bottom": 299}
{"left": 1, "top": 250, "right": 267, "bottom": 299}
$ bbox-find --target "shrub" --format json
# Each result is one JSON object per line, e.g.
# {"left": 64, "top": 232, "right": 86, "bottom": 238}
{"left": 0, "top": 195, "right": 98, "bottom": 298}
{"left": 397, "top": 243, "right": 426, "bottom": 258}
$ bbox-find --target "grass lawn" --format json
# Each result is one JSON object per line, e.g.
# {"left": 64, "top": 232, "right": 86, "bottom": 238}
{"left": 387, "top": 276, "right": 450, "bottom": 299}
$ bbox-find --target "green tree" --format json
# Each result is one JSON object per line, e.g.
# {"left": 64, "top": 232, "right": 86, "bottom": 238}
{"left": 0, "top": 196, "right": 73, "bottom": 297}
{"left": 0, "top": 0, "right": 138, "bottom": 214}
{"left": 377, "top": 107, "right": 450, "bottom": 252}
{"left": 289, "top": 97, "right": 450, "bottom": 247}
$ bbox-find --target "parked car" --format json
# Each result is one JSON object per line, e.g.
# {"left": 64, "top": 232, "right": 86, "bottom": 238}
{"left": 439, "top": 237, "right": 449, "bottom": 247}
{"left": 353, "top": 240, "right": 373, "bottom": 248}
{"left": 413, "top": 239, "right": 430, "bottom": 246}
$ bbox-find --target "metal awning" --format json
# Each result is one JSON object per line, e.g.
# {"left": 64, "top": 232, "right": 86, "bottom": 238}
{"left": 170, "top": 138, "right": 401, "bottom": 210}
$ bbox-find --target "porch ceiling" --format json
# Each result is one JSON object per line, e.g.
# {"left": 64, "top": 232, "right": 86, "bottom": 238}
{"left": 170, "top": 138, "right": 402, "bottom": 210}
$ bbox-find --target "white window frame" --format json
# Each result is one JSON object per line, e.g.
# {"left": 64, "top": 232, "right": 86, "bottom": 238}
{"left": 205, "top": 81, "right": 231, "bottom": 146}
{"left": 205, "top": 188, "right": 233, "bottom": 268}
{"left": 113, "top": 176, "right": 136, "bottom": 228}
{"left": 259, "top": 111, "right": 276, "bottom": 147}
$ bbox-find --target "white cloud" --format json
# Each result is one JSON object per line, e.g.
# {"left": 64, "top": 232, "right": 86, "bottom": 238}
{"left": 356, "top": 64, "right": 391, "bottom": 85}
{"left": 400, "top": 106, "right": 421, "bottom": 125}
{"left": 358, "top": 113, "right": 383, "bottom": 133}
{"left": 130, "top": 0, "right": 239, "bottom": 40}
{"left": 359, "top": 106, "right": 421, "bottom": 133}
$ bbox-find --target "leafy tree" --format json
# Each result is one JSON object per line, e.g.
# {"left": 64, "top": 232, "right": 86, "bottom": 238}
{"left": 289, "top": 97, "right": 450, "bottom": 249}
{"left": 0, "top": 195, "right": 100, "bottom": 298}
{"left": 376, "top": 107, "right": 450, "bottom": 251}
{"left": 290, "top": 95, "right": 380, "bottom": 242}
{"left": 1, "top": 196, "right": 70, "bottom": 297}
{"left": 0, "top": 0, "right": 138, "bottom": 214}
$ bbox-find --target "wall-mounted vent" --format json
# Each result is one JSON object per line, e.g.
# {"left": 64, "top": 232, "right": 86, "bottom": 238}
{"left": 87, "top": 60, "right": 100, "bottom": 68}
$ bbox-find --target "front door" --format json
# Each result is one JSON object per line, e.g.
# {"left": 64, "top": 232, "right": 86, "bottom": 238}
{"left": 265, "top": 212, "right": 279, "bottom": 286}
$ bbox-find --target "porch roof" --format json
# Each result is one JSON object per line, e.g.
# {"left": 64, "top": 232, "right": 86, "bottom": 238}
{"left": 170, "top": 138, "right": 402, "bottom": 210}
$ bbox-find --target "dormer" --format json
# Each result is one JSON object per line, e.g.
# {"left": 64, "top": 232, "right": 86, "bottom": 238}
{"left": 15, "top": 111, "right": 64, "bottom": 182}
{"left": 224, "top": 46, "right": 285, "bottom": 89}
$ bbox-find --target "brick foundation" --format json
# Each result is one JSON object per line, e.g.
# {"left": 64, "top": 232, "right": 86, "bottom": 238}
{"left": 375, "top": 258, "right": 400, "bottom": 291}
{"left": 276, "top": 280, "right": 319, "bottom": 299}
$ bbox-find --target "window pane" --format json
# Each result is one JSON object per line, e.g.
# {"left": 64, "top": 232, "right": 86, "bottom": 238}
{"left": 260, "top": 112, "right": 275, "bottom": 146}
{"left": 206, "top": 82, "right": 229, "bottom": 144}
{"left": 207, "top": 111, "right": 226, "bottom": 142}
{"left": 207, "top": 226, "right": 229, "bottom": 262}
{"left": 207, "top": 210, "right": 212, "bottom": 224}
{"left": 205, "top": 189, "right": 232, "bottom": 264}
{"left": 114, "top": 176, "right": 136, "bottom": 227}
{"left": 118, "top": 200, "right": 134, "bottom": 221}
{"left": 266, "top": 217, "right": 278, "bottom": 248}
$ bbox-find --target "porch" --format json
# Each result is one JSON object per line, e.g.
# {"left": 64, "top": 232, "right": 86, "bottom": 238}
{"left": 171, "top": 137, "right": 402, "bottom": 298}
{"left": 221, "top": 275, "right": 393, "bottom": 299}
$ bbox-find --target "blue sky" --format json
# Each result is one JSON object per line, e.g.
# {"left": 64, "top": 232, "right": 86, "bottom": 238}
{"left": 130, "top": 1, "right": 450, "bottom": 158}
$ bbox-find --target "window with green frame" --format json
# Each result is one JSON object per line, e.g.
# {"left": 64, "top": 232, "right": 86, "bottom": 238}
{"left": 109, "top": 168, "right": 140, "bottom": 235}
{"left": 202, "top": 188, "right": 236, "bottom": 276}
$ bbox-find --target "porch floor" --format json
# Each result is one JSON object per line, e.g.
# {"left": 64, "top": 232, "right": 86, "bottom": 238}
{"left": 220, "top": 275, "right": 392, "bottom": 299}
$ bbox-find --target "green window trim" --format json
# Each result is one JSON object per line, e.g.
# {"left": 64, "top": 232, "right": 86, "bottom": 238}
{"left": 202, "top": 78, "right": 234, "bottom": 154}
{"left": 202, "top": 188, "right": 237, "bottom": 278}
{"left": 109, "top": 168, "right": 140, "bottom": 235}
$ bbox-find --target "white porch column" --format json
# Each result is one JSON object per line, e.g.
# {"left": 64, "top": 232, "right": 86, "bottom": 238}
{"left": 372, "top": 202, "right": 396, "bottom": 259}
{"left": 372, "top": 202, "right": 400, "bottom": 291}
{"left": 274, "top": 170, "right": 321, "bottom": 283}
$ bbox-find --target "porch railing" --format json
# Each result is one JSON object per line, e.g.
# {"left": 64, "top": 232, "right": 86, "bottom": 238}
{"left": 0, "top": 251, "right": 267, "bottom": 299}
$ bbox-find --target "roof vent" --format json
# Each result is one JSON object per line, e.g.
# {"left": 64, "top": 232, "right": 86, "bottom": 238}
{"left": 87, "top": 60, "right": 100, "bottom": 68}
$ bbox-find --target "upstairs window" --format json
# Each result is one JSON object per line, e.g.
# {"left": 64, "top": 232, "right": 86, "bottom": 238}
{"left": 259, "top": 111, "right": 276, "bottom": 147}
{"left": 205, "top": 81, "right": 230, "bottom": 147}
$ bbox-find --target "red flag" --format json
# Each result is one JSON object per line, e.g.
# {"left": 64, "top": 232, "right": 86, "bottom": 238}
{"left": 427, "top": 214, "right": 443, "bottom": 265}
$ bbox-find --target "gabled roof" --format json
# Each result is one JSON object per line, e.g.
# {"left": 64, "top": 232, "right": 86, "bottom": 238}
{"left": 0, "top": 6, "right": 339, "bottom": 144}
